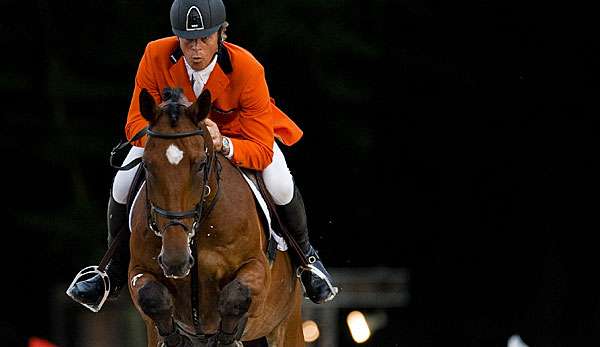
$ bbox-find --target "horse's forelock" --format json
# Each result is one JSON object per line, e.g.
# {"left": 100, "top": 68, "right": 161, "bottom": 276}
{"left": 161, "top": 88, "right": 186, "bottom": 128}
{"left": 162, "top": 87, "right": 183, "bottom": 103}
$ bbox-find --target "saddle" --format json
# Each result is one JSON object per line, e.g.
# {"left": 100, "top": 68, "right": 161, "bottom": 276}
{"left": 125, "top": 163, "right": 286, "bottom": 263}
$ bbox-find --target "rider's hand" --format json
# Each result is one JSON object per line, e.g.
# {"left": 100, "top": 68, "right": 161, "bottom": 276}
{"left": 203, "top": 118, "right": 223, "bottom": 152}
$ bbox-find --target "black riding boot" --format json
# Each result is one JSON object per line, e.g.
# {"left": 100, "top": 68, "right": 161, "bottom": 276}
{"left": 276, "top": 185, "right": 338, "bottom": 304}
{"left": 67, "top": 194, "right": 130, "bottom": 305}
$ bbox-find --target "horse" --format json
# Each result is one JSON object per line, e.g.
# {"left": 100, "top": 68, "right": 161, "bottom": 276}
{"left": 127, "top": 87, "right": 304, "bottom": 346}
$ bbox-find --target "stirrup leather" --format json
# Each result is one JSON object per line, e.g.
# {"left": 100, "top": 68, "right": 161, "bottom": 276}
{"left": 296, "top": 256, "right": 339, "bottom": 303}
{"left": 66, "top": 265, "right": 111, "bottom": 312}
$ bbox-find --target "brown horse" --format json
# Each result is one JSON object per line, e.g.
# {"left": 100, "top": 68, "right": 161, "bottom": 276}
{"left": 127, "top": 87, "right": 304, "bottom": 346}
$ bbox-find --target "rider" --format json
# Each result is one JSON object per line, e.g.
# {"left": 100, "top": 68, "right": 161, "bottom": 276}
{"left": 68, "top": 0, "right": 337, "bottom": 306}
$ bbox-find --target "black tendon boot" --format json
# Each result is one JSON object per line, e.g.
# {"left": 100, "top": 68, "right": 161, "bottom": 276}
{"left": 67, "top": 194, "right": 130, "bottom": 306}
{"left": 276, "top": 185, "right": 338, "bottom": 304}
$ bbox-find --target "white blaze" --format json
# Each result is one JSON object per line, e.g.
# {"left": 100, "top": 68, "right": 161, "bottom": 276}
{"left": 166, "top": 144, "right": 184, "bottom": 165}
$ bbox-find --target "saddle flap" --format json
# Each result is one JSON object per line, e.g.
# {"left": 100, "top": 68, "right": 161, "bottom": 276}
{"left": 238, "top": 168, "right": 288, "bottom": 253}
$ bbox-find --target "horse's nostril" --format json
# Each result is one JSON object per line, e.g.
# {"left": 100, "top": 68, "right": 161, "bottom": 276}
{"left": 188, "top": 256, "right": 195, "bottom": 267}
{"left": 158, "top": 254, "right": 164, "bottom": 265}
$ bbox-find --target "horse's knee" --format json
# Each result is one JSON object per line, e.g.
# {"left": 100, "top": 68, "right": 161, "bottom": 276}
{"left": 138, "top": 281, "right": 173, "bottom": 319}
{"left": 218, "top": 279, "right": 251, "bottom": 318}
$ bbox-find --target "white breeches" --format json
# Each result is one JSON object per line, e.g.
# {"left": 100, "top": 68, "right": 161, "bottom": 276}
{"left": 262, "top": 142, "right": 295, "bottom": 205}
{"left": 112, "top": 142, "right": 295, "bottom": 206}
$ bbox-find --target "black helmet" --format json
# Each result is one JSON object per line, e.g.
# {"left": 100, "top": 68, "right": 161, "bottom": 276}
{"left": 170, "top": 0, "right": 226, "bottom": 39}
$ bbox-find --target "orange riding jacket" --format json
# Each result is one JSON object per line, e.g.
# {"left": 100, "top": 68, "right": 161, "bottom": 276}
{"left": 125, "top": 37, "right": 303, "bottom": 170}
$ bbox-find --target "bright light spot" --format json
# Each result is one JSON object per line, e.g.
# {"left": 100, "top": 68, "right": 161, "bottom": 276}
{"left": 347, "top": 311, "right": 371, "bottom": 343}
{"left": 508, "top": 335, "right": 529, "bottom": 347}
{"left": 303, "top": 320, "right": 320, "bottom": 343}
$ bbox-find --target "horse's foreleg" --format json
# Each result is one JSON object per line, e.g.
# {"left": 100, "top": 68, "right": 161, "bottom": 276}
{"left": 137, "top": 281, "right": 174, "bottom": 335}
{"left": 217, "top": 261, "right": 266, "bottom": 346}
{"left": 217, "top": 279, "right": 251, "bottom": 346}
{"left": 130, "top": 272, "right": 189, "bottom": 347}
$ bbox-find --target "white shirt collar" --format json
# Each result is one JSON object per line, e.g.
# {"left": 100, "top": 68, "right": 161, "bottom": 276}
{"left": 184, "top": 54, "right": 218, "bottom": 85}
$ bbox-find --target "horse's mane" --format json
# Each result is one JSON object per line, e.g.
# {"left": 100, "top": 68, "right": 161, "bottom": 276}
{"left": 161, "top": 87, "right": 184, "bottom": 128}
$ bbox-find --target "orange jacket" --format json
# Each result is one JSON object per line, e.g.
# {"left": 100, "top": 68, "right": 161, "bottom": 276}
{"left": 125, "top": 37, "right": 303, "bottom": 170}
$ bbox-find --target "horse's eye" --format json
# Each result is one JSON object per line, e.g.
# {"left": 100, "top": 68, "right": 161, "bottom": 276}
{"left": 196, "top": 160, "right": 207, "bottom": 172}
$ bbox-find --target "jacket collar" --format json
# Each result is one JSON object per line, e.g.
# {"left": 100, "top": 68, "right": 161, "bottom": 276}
{"left": 216, "top": 43, "right": 233, "bottom": 74}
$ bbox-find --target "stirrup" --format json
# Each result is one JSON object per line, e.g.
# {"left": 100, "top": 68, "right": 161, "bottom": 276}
{"left": 66, "top": 265, "right": 111, "bottom": 312}
{"left": 296, "top": 258, "right": 339, "bottom": 303}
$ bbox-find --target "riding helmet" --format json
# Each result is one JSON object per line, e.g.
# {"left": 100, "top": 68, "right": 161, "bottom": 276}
{"left": 170, "top": 0, "right": 226, "bottom": 39}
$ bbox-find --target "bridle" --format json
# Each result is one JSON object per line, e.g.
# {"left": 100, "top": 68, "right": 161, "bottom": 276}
{"left": 110, "top": 100, "right": 222, "bottom": 328}
{"left": 144, "top": 118, "right": 223, "bottom": 328}
{"left": 144, "top": 122, "right": 221, "bottom": 241}
{"left": 110, "top": 103, "right": 222, "bottom": 241}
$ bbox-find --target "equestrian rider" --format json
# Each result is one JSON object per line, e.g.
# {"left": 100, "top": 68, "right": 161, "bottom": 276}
{"left": 68, "top": 0, "right": 337, "bottom": 306}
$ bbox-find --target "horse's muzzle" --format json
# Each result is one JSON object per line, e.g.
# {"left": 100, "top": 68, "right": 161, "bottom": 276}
{"left": 158, "top": 253, "right": 195, "bottom": 279}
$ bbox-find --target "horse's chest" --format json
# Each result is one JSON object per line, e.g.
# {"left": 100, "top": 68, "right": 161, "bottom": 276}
{"left": 196, "top": 249, "right": 232, "bottom": 280}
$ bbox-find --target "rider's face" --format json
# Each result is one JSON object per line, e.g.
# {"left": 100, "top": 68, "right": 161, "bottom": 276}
{"left": 179, "top": 32, "right": 219, "bottom": 71}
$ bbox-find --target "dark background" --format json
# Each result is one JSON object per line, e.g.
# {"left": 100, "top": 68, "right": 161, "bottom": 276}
{"left": 1, "top": 0, "right": 597, "bottom": 346}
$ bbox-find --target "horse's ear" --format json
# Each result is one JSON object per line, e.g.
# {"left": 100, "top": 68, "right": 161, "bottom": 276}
{"left": 189, "top": 89, "right": 212, "bottom": 124}
{"left": 139, "top": 89, "right": 156, "bottom": 122}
